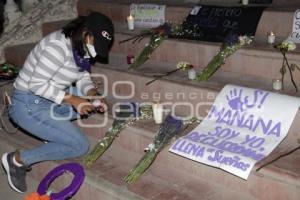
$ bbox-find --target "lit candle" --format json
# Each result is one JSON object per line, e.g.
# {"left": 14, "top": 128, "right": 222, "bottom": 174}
{"left": 152, "top": 103, "right": 163, "bottom": 124}
{"left": 272, "top": 79, "right": 282, "bottom": 91}
{"left": 92, "top": 99, "right": 105, "bottom": 113}
{"left": 188, "top": 68, "right": 196, "bottom": 80}
{"left": 268, "top": 31, "right": 276, "bottom": 44}
{"left": 127, "top": 14, "right": 134, "bottom": 31}
{"left": 242, "top": 0, "right": 249, "bottom": 5}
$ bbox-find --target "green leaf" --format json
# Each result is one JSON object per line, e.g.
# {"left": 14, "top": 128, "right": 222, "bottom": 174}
{"left": 280, "top": 66, "right": 286, "bottom": 74}
{"left": 129, "top": 34, "right": 165, "bottom": 69}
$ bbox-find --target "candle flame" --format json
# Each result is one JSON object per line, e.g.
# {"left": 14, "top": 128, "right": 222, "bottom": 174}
{"left": 128, "top": 14, "right": 134, "bottom": 19}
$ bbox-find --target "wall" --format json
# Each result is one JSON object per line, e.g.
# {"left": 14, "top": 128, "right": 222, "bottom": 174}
{"left": 0, "top": 0, "right": 78, "bottom": 63}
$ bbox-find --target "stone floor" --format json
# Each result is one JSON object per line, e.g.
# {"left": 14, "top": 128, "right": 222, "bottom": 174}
{"left": 0, "top": 165, "right": 39, "bottom": 200}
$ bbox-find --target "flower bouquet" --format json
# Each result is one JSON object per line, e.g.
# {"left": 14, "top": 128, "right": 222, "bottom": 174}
{"left": 275, "top": 40, "right": 299, "bottom": 92}
{"left": 84, "top": 103, "right": 153, "bottom": 167}
{"left": 197, "top": 33, "right": 253, "bottom": 81}
{"left": 119, "top": 23, "right": 183, "bottom": 69}
{"left": 124, "top": 116, "right": 199, "bottom": 183}
{"left": 146, "top": 61, "right": 193, "bottom": 85}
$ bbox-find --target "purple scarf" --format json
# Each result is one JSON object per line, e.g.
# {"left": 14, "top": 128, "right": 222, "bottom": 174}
{"left": 72, "top": 48, "right": 91, "bottom": 73}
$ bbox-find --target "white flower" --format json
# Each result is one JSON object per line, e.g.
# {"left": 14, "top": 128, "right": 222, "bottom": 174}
{"left": 144, "top": 143, "right": 156, "bottom": 152}
{"left": 281, "top": 40, "right": 296, "bottom": 51}
{"left": 238, "top": 36, "right": 253, "bottom": 46}
{"left": 154, "top": 38, "right": 161, "bottom": 42}
{"left": 176, "top": 61, "right": 191, "bottom": 70}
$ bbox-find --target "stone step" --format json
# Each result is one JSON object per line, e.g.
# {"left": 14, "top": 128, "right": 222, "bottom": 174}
{"left": 0, "top": 96, "right": 299, "bottom": 200}
{"left": 41, "top": 19, "right": 300, "bottom": 90}
{"left": 77, "top": 0, "right": 298, "bottom": 38}
{"left": 3, "top": 40, "right": 300, "bottom": 161}
{"left": 82, "top": 58, "right": 300, "bottom": 200}
{"left": 0, "top": 130, "right": 143, "bottom": 200}
{"left": 0, "top": 128, "right": 256, "bottom": 200}
{"left": 3, "top": 41, "right": 300, "bottom": 112}
{"left": 111, "top": 29, "right": 300, "bottom": 88}
{"left": 99, "top": 52, "right": 300, "bottom": 99}
{"left": 2, "top": 43, "right": 300, "bottom": 199}
{"left": 78, "top": 113, "right": 300, "bottom": 200}
{"left": 0, "top": 169, "right": 41, "bottom": 199}
{"left": 2, "top": 1, "right": 300, "bottom": 199}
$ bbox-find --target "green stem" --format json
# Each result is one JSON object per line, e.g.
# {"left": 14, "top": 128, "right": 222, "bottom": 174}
{"left": 145, "top": 68, "right": 181, "bottom": 85}
{"left": 119, "top": 31, "right": 152, "bottom": 44}
{"left": 123, "top": 118, "right": 200, "bottom": 183}
{"left": 197, "top": 42, "right": 245, "bottom": 81}
{"left": 197, "top": 51, "right": 225, "bottom": 81}
{"left": 281, "top": 55, "right": 285, "bottom": 90}
{"left": 283, "top": 53, "right": 298, "bottom": 92}
{"left": 83, "top": 132, "right": 116, "bottom": 167}
{"left": 83, "top": 122, "right": 128, "bottom": 167}
{"left": 130, "top": 35, "right": 165, "bottom": 69}
{"left": 124, "top": 150, "right": 158, "bottom": 183}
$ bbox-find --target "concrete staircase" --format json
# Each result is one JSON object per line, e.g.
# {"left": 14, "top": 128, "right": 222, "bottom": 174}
{"left": 1, "top": 0, "right": 300, "bottom": 199}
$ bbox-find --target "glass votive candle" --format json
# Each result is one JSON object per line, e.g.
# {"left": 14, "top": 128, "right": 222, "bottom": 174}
{"left": 268, "top": 31, "right": 276, "bottom": 44}
{"left": 242, "top": 0, "right": 249, "bottom": 5}
{"left": 187, "top": 68, "right": 196, "bottom": 80}
{"left": 152, "top": 103, "right": 164, "bottom": 124}
{"left": 127, "top": 14, "right": 134, "bottom": 30}
{"left": 272, "top": 79, "right": 282, "bottom": 90}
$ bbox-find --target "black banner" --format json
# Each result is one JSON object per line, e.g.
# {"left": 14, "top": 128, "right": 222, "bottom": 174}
{"left": 250, "top": 0, "right": 272, "bottom": 4}
{"left": 172, "top": 6, "right": 266, "bottom": 42}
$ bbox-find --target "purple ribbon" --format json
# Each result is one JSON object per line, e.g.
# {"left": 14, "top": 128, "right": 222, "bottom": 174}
{"left": 37, "top": 162, "right": 85, "bottom": 200}
{"left": 72, "top": 49, "right": 91, "bottom": 73}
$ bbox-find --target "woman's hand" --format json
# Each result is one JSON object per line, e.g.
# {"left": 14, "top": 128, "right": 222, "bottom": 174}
{"left": 63, "top": 94, "right": 95, "bottom": 115}
{"left": 92, "top": 98, "right": 108, "bottom": 113}
{"left": 87, "top": 88, "right": 108, "bottom": 113}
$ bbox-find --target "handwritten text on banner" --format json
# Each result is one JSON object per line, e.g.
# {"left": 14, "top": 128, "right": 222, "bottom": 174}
{"left": 170, "top": 85, "right": 300, "bottom": 179}
{"left": 289, "top": 9, "right": 300, "bottom": 43}
{"left": 130, "top": 4, "right": 165, "bottom": 28}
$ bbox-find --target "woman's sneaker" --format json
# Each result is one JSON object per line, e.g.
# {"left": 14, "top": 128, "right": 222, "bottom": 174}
{"left": 1, "top": 152, "right": 27, "bottom": 193}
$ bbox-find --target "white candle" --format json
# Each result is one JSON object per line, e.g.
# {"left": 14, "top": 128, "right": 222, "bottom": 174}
{"left": 272, "top": 79, "right": 282, "bottom": 90}
{"left": 187, "top": 69, "right": 196, "bottom": 80}
{"left": 127, "top": 14, "right": 134, "bottom": 30}
{"left": 92, "top": 99, "right": 102, "bottom": 107}
{"left": 268, "top": 31, "right": 276, "bottom": 44}
{"left": 152, "top": 103, "right": 163, "bottom": 124}
{"left": 242, "top": 0, "right": 249, "bottom": 5}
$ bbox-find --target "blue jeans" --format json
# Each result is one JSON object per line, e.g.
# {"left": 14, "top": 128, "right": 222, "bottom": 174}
{"left": 8, "top": 88, "right": 90, "bottom": 166}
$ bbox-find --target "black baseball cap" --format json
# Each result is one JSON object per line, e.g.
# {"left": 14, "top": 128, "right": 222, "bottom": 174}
{"left": 86, "top": 12, "right": 114, "bottom": 58}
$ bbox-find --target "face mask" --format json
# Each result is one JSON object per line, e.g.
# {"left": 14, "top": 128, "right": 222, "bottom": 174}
{"left": 85, "top": 44, "right": 97, "bottom": 58}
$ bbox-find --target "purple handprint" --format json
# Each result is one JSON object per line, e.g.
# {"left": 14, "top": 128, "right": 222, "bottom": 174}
{"left": 226, "top": 89, "right": 245, "bottom": 111}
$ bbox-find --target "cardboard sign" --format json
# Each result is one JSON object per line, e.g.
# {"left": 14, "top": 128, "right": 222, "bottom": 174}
{"left": 170, "top": 85, "right": 300, "bottom": 179}
{"left": 130, "top": 4, "right": 165, "bottom": 28}
{"left": 173, "top": 5, "right": 265, "bottom": 42}
{"left": 289, "top": 9, "right": 300, "bottom": 43}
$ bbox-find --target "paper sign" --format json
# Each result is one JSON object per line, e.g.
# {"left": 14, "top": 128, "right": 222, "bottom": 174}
{"left": 170, "top": 85, "right": 300, "bottom": 179}
{"left": 130, "top": 4, "right": 165, "bottom": 28}
{"left": 289, "top": 9, "right": 300, "bottom": 43}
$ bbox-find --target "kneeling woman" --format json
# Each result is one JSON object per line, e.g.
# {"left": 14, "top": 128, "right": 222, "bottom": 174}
{"left": 1, "top": 12, "right": 114, "bottom": 193}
